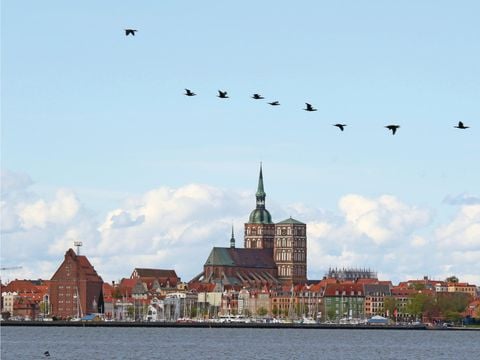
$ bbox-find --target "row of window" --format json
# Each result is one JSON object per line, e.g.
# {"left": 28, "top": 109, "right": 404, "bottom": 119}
{"left": 278, "top": 266, "right": 306, "bottom": 277}
{"left": 245, "top": 227, "right": 305, "bottom": 236}
{"left": 276, "top": 238, "right": 306, "bottom": 248}
{"left": 275, "top": 250, "right": 306, "bottom": 262}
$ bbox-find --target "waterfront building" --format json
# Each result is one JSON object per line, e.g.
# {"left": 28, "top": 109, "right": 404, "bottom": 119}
{"left": 364, "top": 283, "right": 392, "bottom": 318}
{"left": 163, "top": 291, "right": 198, "bottom": 321}
{"left": 322, "top": 283, "right": 365, "bottom": 322}
{"left": 1, "top": 279, "right": 50, "bottom": 319}
{"left": 49, "top": 248, "right": 103, "bottom": 319}
{"left": 446, "top": 282, "right": 477, "bottom": 297}
{"left": 130, "top": 268, "right": 180, "bottom": 293}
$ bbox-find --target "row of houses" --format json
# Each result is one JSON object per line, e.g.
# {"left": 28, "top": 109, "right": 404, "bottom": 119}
{"left": 2, "top": 249, "right": 479, "bottom": 323}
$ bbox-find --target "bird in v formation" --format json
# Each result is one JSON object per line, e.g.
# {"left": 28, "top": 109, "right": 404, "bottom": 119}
{"left": 217, "top": 90, "right": 229, "bottom": 99}
{"left": 455, "top": 121, "right": 469, "bottom": 129}
{"left": 122, "top": 30, "right": 471, "bottom": 134}
{"left": 124, "top": 29, "right": 137, "bottom": 36}
{"left": 182, "top": 89, "right": 472, "bottom": 133}
{"left": 385, "top": 125, "right": 400, "bottom": 135}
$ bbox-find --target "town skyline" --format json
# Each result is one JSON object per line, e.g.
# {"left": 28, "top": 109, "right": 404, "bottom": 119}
{"left": 2, "top": 1, "right": 479, "bottom": 285}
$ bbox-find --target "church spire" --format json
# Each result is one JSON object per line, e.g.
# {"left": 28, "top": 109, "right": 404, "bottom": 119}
{"left": 255, "top": 163, "right": 266, "bottom": 209}
{"left": 230, "top": 224, "right": 235, "bottom": 248}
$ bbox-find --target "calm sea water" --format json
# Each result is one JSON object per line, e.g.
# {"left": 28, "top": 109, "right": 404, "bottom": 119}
{"left": 1, "top": 326, "right": 479, "bottom": 360}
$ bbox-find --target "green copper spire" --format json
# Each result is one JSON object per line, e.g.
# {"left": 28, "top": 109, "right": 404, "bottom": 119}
{"left": 230, "top": 224, "right": 235, "bottom": 248}
{"left": 248, "top": 163, "right": 273, "bottom": 224}
{"left": 255, "top": 163, "right": 266, "bottom": 208}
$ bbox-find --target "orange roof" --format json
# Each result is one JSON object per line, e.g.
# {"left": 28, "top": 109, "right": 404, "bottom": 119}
{"left": 2, "top": 280, "right": 47, "bottom": 294}
{"left": 324, "top": 283, "right": 364, "bottom": 296}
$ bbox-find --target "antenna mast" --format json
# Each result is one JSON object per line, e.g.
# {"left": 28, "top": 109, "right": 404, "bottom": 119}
{"left": 74, "top": 241, "right": 83, "bottom": 255}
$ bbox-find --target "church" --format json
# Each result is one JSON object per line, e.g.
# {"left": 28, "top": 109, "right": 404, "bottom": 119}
{"left": 190, "top": 165, "right": 308, "bottom": 287}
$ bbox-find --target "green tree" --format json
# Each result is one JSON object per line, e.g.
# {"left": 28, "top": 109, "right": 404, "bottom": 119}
{"left": 383, "top": 297, "right": 397, "bottom": 318}
{"left": 127, "top": 305, "right": 134, "bottom": 319}
{"left": 39, "top": 301, "right": 49, "bottom": 315}
{"left": 437, "top": 292, "right": 470, "bottom": 317}
{"left": 272, "top": 305, "right": 279, "bottom": 317}
{"left": 407, "top": 293, "right": 433, "bottom": 320}
{"left": 445, "top": 276, "right": 459, "bottom": 283}
{"left": 257, "top": 307, "right": 268, "bottom": 317}
{"left": 327, "top": 308, "right": 336, "bottom": 321}
{"left": 190, "top": 306, "right": 197, "bottom": 318}
{"left": 444, "top": 311, "right": 462, "bottom": 324}
{"left": 410, "top": 283, "right": 426, "bottom": 291}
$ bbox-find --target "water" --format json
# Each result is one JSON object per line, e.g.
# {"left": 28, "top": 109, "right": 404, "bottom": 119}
{"left": 1, "top": 326, "right": 478, "bottom": 359}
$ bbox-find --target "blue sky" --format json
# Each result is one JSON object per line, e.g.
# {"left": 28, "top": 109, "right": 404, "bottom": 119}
{"left": 2, "top": 1, "right": 479, "bottom": 284}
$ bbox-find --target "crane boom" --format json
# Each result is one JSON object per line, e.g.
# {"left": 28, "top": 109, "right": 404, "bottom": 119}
{"left": 0, "top": 266, "right": 23, "bottom": 271}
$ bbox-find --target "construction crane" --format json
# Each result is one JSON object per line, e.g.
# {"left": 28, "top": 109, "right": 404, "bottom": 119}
{"left": 0, "top": 266, "right": 23, "bottom": 271}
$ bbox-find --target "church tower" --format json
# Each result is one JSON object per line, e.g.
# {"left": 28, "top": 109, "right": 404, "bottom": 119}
{"left": 244, "top": 164, "right": 275, "bottom": 249}
{"left": 274, "top": 218, "right": 307, "bottom": 284}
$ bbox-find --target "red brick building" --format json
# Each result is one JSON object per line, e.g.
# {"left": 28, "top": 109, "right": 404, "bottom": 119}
{"left": 49, "top": 249, "right": 103, "bottom": 319}
{"left": 190, "top": 165, "right": 308, "bottom": 287}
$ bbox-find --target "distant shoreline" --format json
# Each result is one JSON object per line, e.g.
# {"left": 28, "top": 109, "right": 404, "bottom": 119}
{"left": 0, "top": 320, "right": 433, "bottom": 330}
{"left": 3, "top": 320, "right": 479, "bottom": 331}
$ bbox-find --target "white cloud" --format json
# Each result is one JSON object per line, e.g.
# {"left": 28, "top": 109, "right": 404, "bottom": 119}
{"left": 338, "top": 194, "right": 431, "bottom": 245}
{"left": 18, "top": 189, "right": 81, "bottom": 229}
{"left": 435, "top": 204, "right": 480, "bottom": 250}
{"left": 1, "top": 170, "right": 478, "bottom": 286}
{"left": 410, "top": 235, "right": 427, "bottom": 247}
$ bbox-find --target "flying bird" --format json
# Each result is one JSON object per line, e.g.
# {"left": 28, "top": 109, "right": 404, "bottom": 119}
{"left": 252, "top": 93, "right": 264, "bottom": 100}
{"left": 304, "top": 103, "right": 317, "bottom": 112}
{"left": 217, "top": 90, "right": 229, "bottom": 99}
{"left": 454, "top": 121, "right": 469, "bottom": 129}
{"left": 385, "top": 125, "right": 400, "bottom": 135}
{"left": 125, "top": 29, "right": 137, "bottom": 36}
{"left": 268, "top": 101, "right": 280, "bottom": 106}
{"left": 44, "top": 351, "right": 51, "bottom": 357}
{"left": 184, "top": 89, "right": 196, "bottom": 96}
{"left": 333, "top": 124, "right": 347, "bottom": 131}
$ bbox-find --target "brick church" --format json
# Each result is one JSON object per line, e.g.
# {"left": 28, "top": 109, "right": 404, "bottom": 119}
{"left": 190, "top": 165, "right": 308, "bottom": 287}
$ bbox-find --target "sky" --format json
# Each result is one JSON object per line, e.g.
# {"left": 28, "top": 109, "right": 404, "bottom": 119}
{"left": 1, "top": 1, "right": 479, "bottom": 285}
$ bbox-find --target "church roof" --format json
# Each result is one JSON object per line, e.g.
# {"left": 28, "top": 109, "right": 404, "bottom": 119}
{"left": 131, "top": 268, "right": 178, "bottom": 279}
{"left": 249, "top": 208, "right": 273, "bottom": 224}
{"left": 204, "top": 247, "right": 276, "bottom": 269}
{"left": 276, "top": 217, "right": 305, "bottom": 225}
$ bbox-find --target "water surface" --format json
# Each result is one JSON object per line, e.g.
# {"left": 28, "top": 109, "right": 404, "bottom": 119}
{"left": 1, "top": 326, "right": 478, "bottom": 359}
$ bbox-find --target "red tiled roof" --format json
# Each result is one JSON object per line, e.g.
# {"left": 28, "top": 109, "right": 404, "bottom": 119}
{"left": 324, "top": 283, "right": 364, "bottom": 296}
{"left": 188, "top": 282, "right": 216, "bottom": 292}
{"left": 2, "top": 280, "right": 47, "bottom": 294}
{"left": 132, "top": 268, "right": 178, "bottom": 279}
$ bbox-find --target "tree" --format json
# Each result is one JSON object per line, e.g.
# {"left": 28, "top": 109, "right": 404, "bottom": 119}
{"left": 272, "top": 305, "right": 279, "bottom": 317}
{"left": 407, "top": 293, "right": 434, "bottom": 320}
{"left": 257, "top": 307, "right": 268, "bottom": 317}
{"left": 410, "top": 283, "right": 426, "bottom": 291}
{"left": 127, "top": 305, "right": 134, "bottom": 319}
{"left": 445, "top": 276, "right": 459, "bottom": 284}
{"left": 39, "top": 301, "right": 49, "bottom": 315}
{"left": 444, "top": 311, "right": 462, "bottom": 324}
{"left": 383, "top": 297, "right": 397, "bottom": 318}
{"left": 190, "top": 306, "right": 197, "bottom": 318}
{"left": 327, "top": 308, "right": 336, "bottom": 321}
